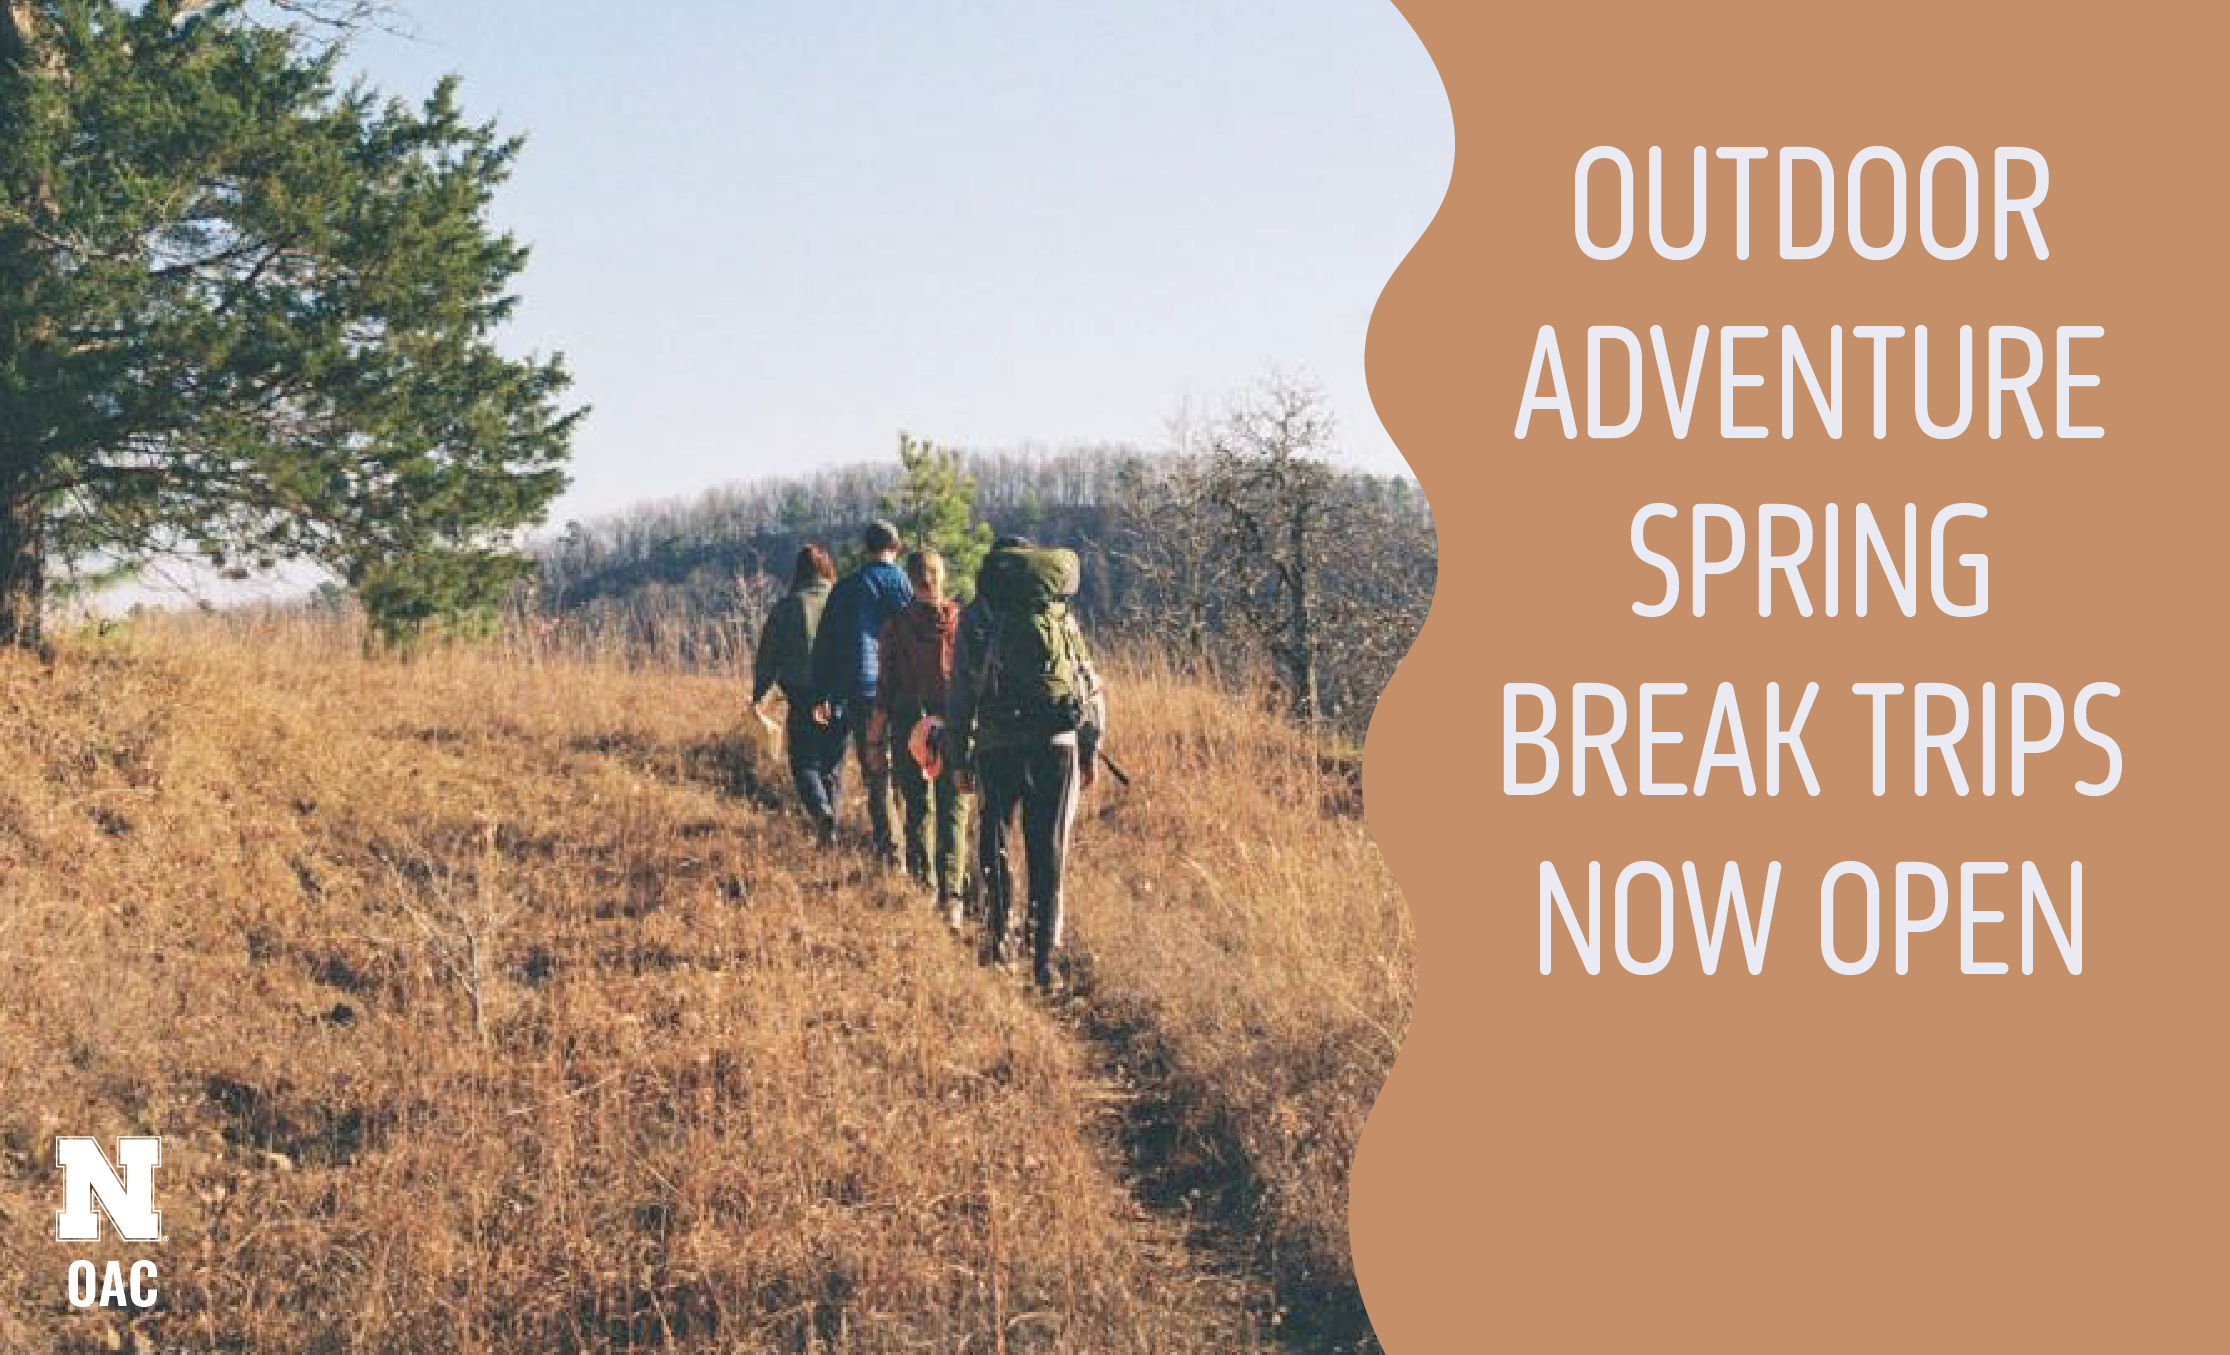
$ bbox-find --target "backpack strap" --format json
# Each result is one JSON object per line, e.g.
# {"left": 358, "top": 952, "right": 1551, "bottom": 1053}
{"left": 949, "top": 609, "right": 1000, "bottom": 766}
{"left": 974, "top": 610, "right": 1005, "bottom": 706}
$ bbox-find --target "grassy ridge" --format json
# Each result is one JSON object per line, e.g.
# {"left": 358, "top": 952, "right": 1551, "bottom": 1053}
{"left": 0, "top": 619, "right": 1410, "bottom": 1352}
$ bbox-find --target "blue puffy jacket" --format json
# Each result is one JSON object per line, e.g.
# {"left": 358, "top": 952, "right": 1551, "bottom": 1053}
{"left": 809, "top": 558, "right": 914, "bottom": 704}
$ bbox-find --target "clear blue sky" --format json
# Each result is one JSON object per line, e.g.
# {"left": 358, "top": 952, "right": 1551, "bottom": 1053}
{"left": 344, "top": 1, "right": 1452, "bottom": 524}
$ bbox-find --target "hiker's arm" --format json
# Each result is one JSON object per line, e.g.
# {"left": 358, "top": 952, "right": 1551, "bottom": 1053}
{"left": 750, "top": 603, "right": 784, "bottom": 705}
{"left": 1072, "top": 616, "right": 1108, "bottom": 746}
{"left": 807, "top": 581, "right": 844, "bottom": 701}
{"left": 945, "top": 622, "right": 979, "bottom": 767}
{"left": 873, "top": 616, "right": 901, "bottom": 719}
{"left": 866, "top": 617, "right": 893, "bottom": 744}
{"left": 1072, "top": 618, "right": 1108, "bottom": 789}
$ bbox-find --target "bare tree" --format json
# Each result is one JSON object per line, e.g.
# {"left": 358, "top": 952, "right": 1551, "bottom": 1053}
{"left": 1309, "top": 474, "right": 1435, "bottom": 729}
{"left": 1202, "top": 373, "right": 1340, "bottom": 724}
{"left": 1110, "top": 403, "right": 1223, "bottom": 660}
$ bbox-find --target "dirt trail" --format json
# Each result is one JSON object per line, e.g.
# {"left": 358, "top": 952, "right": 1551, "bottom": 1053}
{"left": 1057, "top": 963, "right": 1380, "bottom": 1355}
{"left": 615, "top": 715, "right": 1307, "bottom": 1347}
{"left": 1056, "top": 986, "right": 1299, "bottom": 1352}
{"left": 656, "top": 704, "right": 1366, "bottom": 1348}
{"left": 786, "top": 833, "right": 1303, "bottom": 1352}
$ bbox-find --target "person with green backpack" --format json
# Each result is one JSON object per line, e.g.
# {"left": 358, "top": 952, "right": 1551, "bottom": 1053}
{"left": 946, "top": 538, "right": 1108, "bottom": 992}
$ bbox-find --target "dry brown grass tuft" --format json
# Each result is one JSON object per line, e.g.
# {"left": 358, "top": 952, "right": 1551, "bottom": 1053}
{"left": 0, "top": 615, "right": 1410, "bottom": 1353}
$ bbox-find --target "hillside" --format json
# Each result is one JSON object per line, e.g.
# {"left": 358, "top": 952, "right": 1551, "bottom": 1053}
{"left": 527, "top": 447, "right": 1435, "bottom": 731}
{"left": 0, "top": 618, "right": 1411, "bottom": 1353}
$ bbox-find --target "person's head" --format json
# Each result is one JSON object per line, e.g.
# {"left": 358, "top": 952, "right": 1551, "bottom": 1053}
{"left": 790, "top": 544, "right": 835, "bottom": 591}
{"left": 991, "top": 533, "right": 1033, "bottom": 551}
{"left": 862, "top": 519, "right": 902, "bottom": 560}
{"left": 905, "top": 549, "right": 946, "bottom": 601}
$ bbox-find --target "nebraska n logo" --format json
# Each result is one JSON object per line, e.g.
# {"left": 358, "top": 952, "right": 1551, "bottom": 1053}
{"left": 55, "top": 1137, "right": 162, "bottom": 1243}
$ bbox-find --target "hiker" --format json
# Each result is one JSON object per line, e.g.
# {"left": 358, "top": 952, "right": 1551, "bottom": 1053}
{"left": 947, "top": 541, "right": 1107, "bottom": 991}
{"left": 875, "top": 548, "right": 974, "bottom": 927}
{"left": 952, "top": 533, "right": 1027, "bottom": 924}
{"left": 752, "top": 545, "right": 843, "bottom": 842}
{"left": 808, "top": 519, "right": 914, "bottom": 860}
{"left": 950, "top": 538, "right": 1039, "bottom": 745}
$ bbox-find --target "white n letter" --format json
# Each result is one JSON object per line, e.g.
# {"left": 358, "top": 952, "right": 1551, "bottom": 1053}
{"left": 1540, "top": 861, "right": 1601, "bottom": 975}
{"left": 56, "top": 1137, "right": 162, "bottom": 1243}
{"left": 1781, "top": 325, "right": 1842, "bottom": 438}
{"left": 2022, "top": 861, "right": 2082, "bottom": 975}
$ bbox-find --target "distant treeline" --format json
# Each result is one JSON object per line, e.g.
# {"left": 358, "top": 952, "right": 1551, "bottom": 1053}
{"left": 529, "top": 444, "right": 1436, "bottom": 732}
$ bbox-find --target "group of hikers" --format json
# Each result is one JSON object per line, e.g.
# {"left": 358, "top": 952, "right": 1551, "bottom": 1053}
{"left": 750, "top": 520, "right": 1108, "bottom": 992}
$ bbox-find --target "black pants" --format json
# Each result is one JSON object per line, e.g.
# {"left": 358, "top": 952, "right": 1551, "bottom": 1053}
{"left": 784, "top": 702, "right": 844, "bottom": 830}
{"left": 977, "top": 741, "right": 1080, "bottom": 981}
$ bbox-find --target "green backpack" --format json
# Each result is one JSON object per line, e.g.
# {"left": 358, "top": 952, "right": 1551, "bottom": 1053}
{"left": 976, "top": 547, "right": 1088, "bottom": 738}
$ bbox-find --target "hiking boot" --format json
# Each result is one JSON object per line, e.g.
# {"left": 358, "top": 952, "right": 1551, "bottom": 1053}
{"left": 1033, "top": 956, "right": 1058, "bottom": 994}
{"left": 813, "top": 816, "right": 837, "bottom": 849}
{"left": 940, "top": 894, "right": 964, "bottom": 932}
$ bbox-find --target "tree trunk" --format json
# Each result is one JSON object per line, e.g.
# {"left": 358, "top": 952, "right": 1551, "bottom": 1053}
{"left": 1287, "top": 512, "right": 1320, "bottom": 727}
{"left": 4, "top": 0, "right": 54, "bottom": 652}
{"left": 0, "top": 487, "right": 46, "bottom": 650}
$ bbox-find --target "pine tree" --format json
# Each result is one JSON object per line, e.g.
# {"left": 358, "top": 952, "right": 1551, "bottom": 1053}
{"left": 0, "top": 1, "right": 581, "bottom": 648}
{"left": 882, "top": 432, "right": 989, "bottom": 597}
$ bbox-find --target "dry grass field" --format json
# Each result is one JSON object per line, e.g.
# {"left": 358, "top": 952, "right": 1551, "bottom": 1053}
{"left": 0, "top": 615, "right": 1412, "bottom": 1353}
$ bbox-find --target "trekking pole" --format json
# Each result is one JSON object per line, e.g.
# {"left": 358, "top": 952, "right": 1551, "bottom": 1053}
{"left": 1095, "top": 750, "right": 1133, "bottom": 787}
